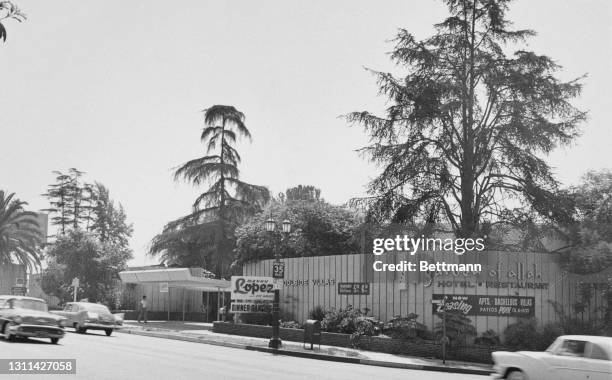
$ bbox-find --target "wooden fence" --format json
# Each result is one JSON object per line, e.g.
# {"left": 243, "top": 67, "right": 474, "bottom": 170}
{"left": 244, "top": 251, "right": 610, "bottom": 334}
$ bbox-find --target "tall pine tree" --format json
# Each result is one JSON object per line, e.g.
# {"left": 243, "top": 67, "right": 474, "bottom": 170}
{"left": 347, "top": 0, "right": 586, "bottom": 237}
{"left": 150, "top": 106, "right": 269, "bottom": 277}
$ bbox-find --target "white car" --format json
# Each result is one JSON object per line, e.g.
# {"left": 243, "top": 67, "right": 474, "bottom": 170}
{"left": 491, "top": 335, "right": 612, "bottom": 380}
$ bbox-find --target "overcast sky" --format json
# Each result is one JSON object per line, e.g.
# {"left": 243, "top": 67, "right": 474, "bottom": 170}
{"left": 2, "top": 0, "right": 610, "bottom": 265}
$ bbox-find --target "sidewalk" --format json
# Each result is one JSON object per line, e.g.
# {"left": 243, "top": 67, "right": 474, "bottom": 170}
{"left": 118, "top": 320, "right": 493, "bottom": 376}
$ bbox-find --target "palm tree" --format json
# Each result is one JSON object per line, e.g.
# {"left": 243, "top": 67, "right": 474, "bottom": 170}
{"left": 0, "top": 190, "right": 43, "bottom": 272}
{"left": 0, "top": 1, "right": 26, "bottom": 42}
{"left": 150, "top": 105, "right": 269, "bottom": 277}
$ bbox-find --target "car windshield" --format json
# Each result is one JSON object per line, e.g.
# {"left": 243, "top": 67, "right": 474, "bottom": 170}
{"left": 12, "top": 299, "right": 48, "bottom": 312}
{"left": 83, "top": 304, "right": 111, "bottom": 313}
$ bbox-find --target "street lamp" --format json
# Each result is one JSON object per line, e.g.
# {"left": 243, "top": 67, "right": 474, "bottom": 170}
{"left": 265, "top": 217, "right": 291, "bottom": 349}
{"left": 281, "top": 219, "right": 291, "bottom": 234}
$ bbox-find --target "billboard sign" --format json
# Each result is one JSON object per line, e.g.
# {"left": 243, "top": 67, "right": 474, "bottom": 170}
{"left": 160, "top": 282, "right": 169, "bottom": 293}
{"left": 230, "top": 276, "right": 276, "bottom": 314}
{"left": 230, "top": 276, "right": 275, "bottom": 301}
{"left": 338, "top": 282, "right": 370, "bottom": 295}
{"left": 230, "top": 301, "right": 272, "bottom": 313}
{"left": 432, "top": 294, "right": 535, "bottom": 317}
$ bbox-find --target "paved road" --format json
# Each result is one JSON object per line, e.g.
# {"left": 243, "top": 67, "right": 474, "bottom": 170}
{"left": 0, "top": 331, "right": 488, "bottom": 380}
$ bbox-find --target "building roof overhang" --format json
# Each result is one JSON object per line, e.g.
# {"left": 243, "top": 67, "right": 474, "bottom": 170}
{"left": 118, "top": 268, "right": 230, "bottom": 291}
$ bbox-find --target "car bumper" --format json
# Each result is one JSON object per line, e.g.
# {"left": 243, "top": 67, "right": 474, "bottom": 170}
{"left": 82, "top": 323, "right": 121, "bottom": 330}
{"left": 489, "top": 365, "right": 504, "bottom": 379}
{"left": 9, "top": 324, "right": 65, "bottom": 339}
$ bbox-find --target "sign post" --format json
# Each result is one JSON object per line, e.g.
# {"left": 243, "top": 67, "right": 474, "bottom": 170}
{"left": 71, "top": 278, "right": 79, "bottom": 302}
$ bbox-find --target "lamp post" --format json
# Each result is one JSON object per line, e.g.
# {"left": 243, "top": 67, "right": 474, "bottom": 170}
{"left": 265, "top": 218, "right": 291, "bottom": 349}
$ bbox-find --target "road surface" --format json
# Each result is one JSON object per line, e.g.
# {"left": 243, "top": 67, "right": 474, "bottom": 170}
{"left": 0, "top": 331, "right": 489, "bottom": 380}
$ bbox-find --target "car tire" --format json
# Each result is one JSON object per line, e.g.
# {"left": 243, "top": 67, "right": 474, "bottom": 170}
{"left": 507, "top": 370, "right": 527, "bottom": 380}
{"left": 2, "top": 323, "right": 14, "bottom": 342}
{"left": 105, "top": 329, "right": 112, "bottom": 336}
{"left": 75, "top": 323, "right": 85, "bottom": 334}
{"left": 50, "top": 338, "right": 59, "bottom": 344}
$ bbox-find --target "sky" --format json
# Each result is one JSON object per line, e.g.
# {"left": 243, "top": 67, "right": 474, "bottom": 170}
{"left": 2, "top": 0, "right": 611, "bottom": 266}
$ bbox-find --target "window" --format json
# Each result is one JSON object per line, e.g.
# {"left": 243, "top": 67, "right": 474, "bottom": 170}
{"left": 83, "top": 304, "right": 110, "bottom": 313}
{"left": 12, "top": 299, "right": 48, "bottom": 312}
{"left": 558, "top": 340, "right": 586, "bottom": 357}
{"left": 585, "top": 343, "right": 610, "bottom": 361}
{"left": 63, "top": 304, "right": 73, "bottom": 312}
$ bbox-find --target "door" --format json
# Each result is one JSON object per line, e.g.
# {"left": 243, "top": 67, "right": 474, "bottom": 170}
{"left": 583, "top": 342, "right": 612, "bottom": 380}
{"left": 545, "top": 339, "right": 588, "bottom": 380}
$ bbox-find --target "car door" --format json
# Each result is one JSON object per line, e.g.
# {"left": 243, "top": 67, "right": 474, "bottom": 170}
{"left": 545, "top": 339, "right": 588, "bottom": 380}
{"left": 65, "top": 303, "right": 81, "bottom": 325}
{"left": 582, "top": 342, "right": 612, "bottom": 380}
{"left": 60, "top": 303, "right": 74, "bottom": 322}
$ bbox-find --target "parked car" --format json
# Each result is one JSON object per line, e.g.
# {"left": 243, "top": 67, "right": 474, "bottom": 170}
{"left": 492, "top": 335, "right": 612, "bottom": 380}
{"left": 51, "top": 302, "right": 121, "bottom": 336}
{"left": 0, "top": 296, "right": 67, "bottom": 344}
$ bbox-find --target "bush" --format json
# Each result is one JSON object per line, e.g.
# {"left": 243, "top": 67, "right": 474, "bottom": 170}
{"left": 503, "top": 318, "right": 539, "bottom": 350}
{"left": 383, "top": 313, "right": 430, "bottom": 340}
{"left": 241, "top": 313, "right": 273, "bottom": 326}
{"left": 434, "top": 311, "right": 476, "bottom": 347}
{"left": 474, "top": 329, "right": 501, "bottom": 347}
{"left": 280, "top": 321, "right": 301, "bottom": 329}
{"left": 309, "top": 306, "right": 325, "bottom": 321}
{"left": 349, "top": 316, "right": 380, "bottom": 348}
{"left": 539, "top": 323, "right": 564, "bottom": 350}
{"left": 504, "top": 315, "right": 608, "bottom": 351}
{"left": 321, "top": 305, "right": 382, "bottom": 335}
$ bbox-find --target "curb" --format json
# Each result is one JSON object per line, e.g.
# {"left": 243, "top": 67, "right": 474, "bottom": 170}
{"left": 117, "top": 329, "right": 492, "bottom": 376}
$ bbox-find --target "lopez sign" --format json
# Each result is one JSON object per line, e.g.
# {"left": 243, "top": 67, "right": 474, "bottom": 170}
{"left": 230, "top": 276, "right": 275, "bottom": 301}
{"left": 230, "top": 276, "right": 275, "bottom": 314}
{"left": 433, "top": 294, "right": 535, "bottom": 317}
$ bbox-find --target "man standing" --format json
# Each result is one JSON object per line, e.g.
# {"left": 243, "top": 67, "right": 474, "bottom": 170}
{"left": 137, "top": 295, "right": 148, "bottom": 323}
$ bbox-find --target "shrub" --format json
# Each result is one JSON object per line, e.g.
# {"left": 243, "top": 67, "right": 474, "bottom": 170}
{"left": 241, "top": 312, "right": 273, "bottom": 326}
{"left": 383, "top": 313, "right": 430, "bottom": 340}
{"left": 321, "top": 305, "right": 382, "bottom": 335}
{"left": 538, "top": 323, "right": 564, "bottom": 350}
{"left": 280, "top": 321, "right": 301, "bottom": 329}
{"left": 474, "top": 329, "right": 501, "bottom": 347}
{"left": 309, "top": 306, "right": 325, "bottom": 321}
{"left": 349, "top": 316, "right": 380, "bottom": 348}
{"left": 503, "top": 318, "right": 539, "bottom": 350}
{"left": 503, "top": 311, "right": 609, "bottom": 351}
{"left": 434, "top": 311, "right": 476, "bottom": 347}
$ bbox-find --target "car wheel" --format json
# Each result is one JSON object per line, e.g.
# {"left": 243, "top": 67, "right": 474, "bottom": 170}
{"left": 507, "top": 370, "right": 527, "bottom": 380}
{"left": 105, "top": 329, "right": 112, "bottom": 336}
{"left": 2, "top": 323, "right": 14, "bottom": 342}
{"left": 50, "top": 338, "right": 59, "bottom": 344}
{"left": 75, "top": 323, "right": 85, "bottom": 334}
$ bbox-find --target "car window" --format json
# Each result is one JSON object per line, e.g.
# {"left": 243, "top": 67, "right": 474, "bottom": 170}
{"left": 12, "top": 299, "right": 48, "bottom": 312}
{"left": 558, "top": 340, "right": 587, "bottom": 357}
{"left": 546, "top": 338, "right": 562, "bottom": 353}
{"left": 83, "top": 304, "right": 111, "bottom": 313}
{"left": 585, "top": 343, "right": 610, "bottom": 361}
{"left": 63, "top": 304, "right": 73, "bottom": 312}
